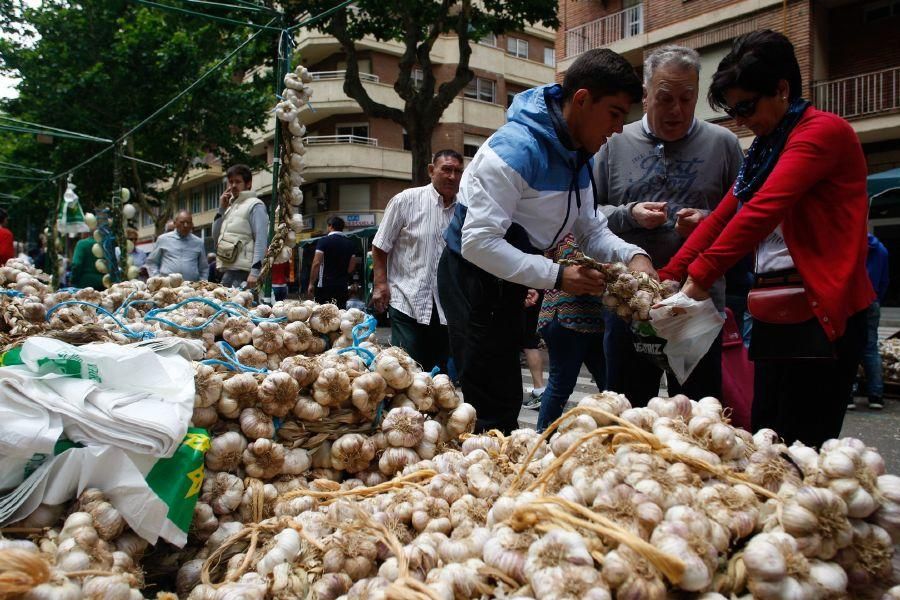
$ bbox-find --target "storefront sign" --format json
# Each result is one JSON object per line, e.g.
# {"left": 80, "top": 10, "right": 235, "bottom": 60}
{"left": 344, "top": 213, "right": 376, "bottom": 227}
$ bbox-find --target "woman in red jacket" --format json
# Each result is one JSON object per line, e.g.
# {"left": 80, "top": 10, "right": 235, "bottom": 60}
{"left": 659, "top": 30, "right": 873, "bottom": 447}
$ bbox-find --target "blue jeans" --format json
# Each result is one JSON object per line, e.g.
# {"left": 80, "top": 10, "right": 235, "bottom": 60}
{"left": 536, "top": 317, "right": 606, "bottom": 432}
{"left": 862, "top": 302, "right": 883, "bottom": 400}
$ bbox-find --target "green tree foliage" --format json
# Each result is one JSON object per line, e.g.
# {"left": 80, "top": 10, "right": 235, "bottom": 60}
{"left": 0, "top": 0, "right": 272, "bottom": 238}
{"left": 286, "top": 0, "right": 559, "bottom": 185}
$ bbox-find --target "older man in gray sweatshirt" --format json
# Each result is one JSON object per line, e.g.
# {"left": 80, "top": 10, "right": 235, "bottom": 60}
{"left": 595, "top": 45, "right": 743, "bottom": 406}
{"left": 146, "top": 210, "right": 209, "bottom": 281}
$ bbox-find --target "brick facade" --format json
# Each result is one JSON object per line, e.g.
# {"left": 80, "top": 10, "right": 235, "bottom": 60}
{"left": 827, "top": 3, "right": 900, "bottom": 79}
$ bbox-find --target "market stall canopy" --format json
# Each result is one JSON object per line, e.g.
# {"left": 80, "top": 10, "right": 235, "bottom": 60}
{"left": 869, "top": 167, "right": 900, "bottom": 197}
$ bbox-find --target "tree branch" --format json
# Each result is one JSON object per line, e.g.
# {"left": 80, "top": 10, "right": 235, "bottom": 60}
{"left": 431, "top": 0, "right": 474, "bottom": 120}
{"left": 331, "top": 11, "right": 404, "bottom": 123}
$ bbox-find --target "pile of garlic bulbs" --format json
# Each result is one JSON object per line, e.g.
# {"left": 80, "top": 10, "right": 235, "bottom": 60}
{"left": 4, "top": 271, "right": 900, "bottom": 598}
{"left": 162, "top": 392, "right": 900, "bottom": 600}
{"left": 0, "top": 488, "right": 164, "bottom": 600}
{"left": 558, "top": 258, "right": 679, "bottom": 322}
{"left": 881, "top": 337, "right": 900, "bottom": 384}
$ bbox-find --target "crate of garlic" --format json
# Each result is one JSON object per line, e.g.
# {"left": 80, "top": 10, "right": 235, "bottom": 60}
{"left": 2, "top": 262, "right": 900, "bottom": 599}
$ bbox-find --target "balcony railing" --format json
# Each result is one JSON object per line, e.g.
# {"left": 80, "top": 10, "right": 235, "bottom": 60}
{"left": 309, "top": 70, "right": 380, "bottom": 83}
{"left": 303, "top": 135, "right": 379, "bottom": 147}
{"left": 564, "top": 4, "right": 644, "bottom": 59}
{"left": 813, "top": 67, "right": 900, "bottom": 119}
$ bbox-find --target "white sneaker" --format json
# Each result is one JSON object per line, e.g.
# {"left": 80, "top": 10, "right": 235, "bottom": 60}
{"left": 529, "top": 387, "right": 545, "bottom": 399}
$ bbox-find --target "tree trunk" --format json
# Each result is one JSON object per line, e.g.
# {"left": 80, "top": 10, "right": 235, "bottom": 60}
{"left": 408, "top": 121, "right": 433, "bottom": 186}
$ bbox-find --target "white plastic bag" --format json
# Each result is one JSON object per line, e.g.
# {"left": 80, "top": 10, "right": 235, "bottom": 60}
{"left": 649, "top": 292, "right": 725, "bottom": 385}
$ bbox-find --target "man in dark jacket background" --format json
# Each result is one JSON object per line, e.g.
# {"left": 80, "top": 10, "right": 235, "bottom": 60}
{"left": 850, "top": 233, "right": 890, "bottom": 410}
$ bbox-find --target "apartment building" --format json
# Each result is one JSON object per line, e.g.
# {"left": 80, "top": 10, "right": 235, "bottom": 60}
{"left": 557, "top": 0, "right": 900, "bottom": 169}
{"left": 135, "top": 25, "right": 556, "bottom": 243}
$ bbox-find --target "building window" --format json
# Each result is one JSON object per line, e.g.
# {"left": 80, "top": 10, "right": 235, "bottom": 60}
{"left": 178, "top": 196, "right": 186, "bottom": 211}
{"left": 463, "top": 135, "right": 487, "bottom": 159}
{"left": 478, "top": 32, "right": 497, "bottom": 47}
{"left": 507, "top": 37, "right": 528, "bottom": 59}
{"left": 464, "top": 77, "right": 496, "bottom": 103}
{"left": 543, "top": 47, "right": 556, "bottom": 67}
{"left": 412, "top": 68, "right": 424, "bottom": 90}
{"left": 191, "top": 191, "right": 202, "bottom": 214}
{"left": 336, "top": 123, "right": 369, "bottom": 139}
{"left": 402, "top": 129, "right": 411, "bottom": 151}
{"left": 142, "top": 210, "right": 153, "bottom": 227}
{"left": 339, "top": 183, "right": 370, "bottom": 212}
{"left": 205, "top": 181, "right": 224, "bottom": 212}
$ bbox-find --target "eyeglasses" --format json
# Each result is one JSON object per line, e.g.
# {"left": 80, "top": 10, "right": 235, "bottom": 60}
{"left": 724, "top": 95, "right": 762, "bottom": 119}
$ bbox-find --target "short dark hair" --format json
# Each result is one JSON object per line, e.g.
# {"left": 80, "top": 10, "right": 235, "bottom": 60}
{"left": 327, "top": 216, "right": 345, "bottom": 231}
{"left": 708, "top": 30, "right": 803, "bottom": 112}
{"left": 225, "top": 164, "right": 253, "bottom": 184}
{"left": 432, "top": 149, "right": 463, "bottom": 164}
{"left": 561, "top": 48, "right": 641, "bottom": 104}
{"left": 0, "top": 208, "right": 7, "bottom": 224}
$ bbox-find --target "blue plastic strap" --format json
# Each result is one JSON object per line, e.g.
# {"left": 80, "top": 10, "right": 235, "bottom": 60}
{"left": 429, "top": 366, "right": 440, "bottom": 377}
{"left": 200, "top": 340, "right": 269, "bottom": 373}
{"left": 0, "top": 289, "right": 24, "bottom": 297}
{"left": 45, "top": 300, "right": 155, "bottom": 340}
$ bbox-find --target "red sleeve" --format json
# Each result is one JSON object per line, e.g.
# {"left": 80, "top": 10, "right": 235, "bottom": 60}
{"left": 0, "top": 229, "right": 14, "bottom": 265}
{"left": 658, "top": 191, "right": 739, "bottom": 282}
{"left": 685, "top": 115, "right": 846, "bottom": 289}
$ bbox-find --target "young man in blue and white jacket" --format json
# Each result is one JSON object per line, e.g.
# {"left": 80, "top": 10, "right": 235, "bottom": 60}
{"left": 438, "top": 48, "right": 656, "bottom": 433}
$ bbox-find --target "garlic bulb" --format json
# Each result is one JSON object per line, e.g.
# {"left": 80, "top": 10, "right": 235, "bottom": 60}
{"left": 444, "top": 403, "right": 477, "bottom": 441}
{"left": 239, "top": 408, "right": 275, "bottom": 440}
{"left": 379, "top": 447, "right": 420, "bottom": 476}
{"left": 375, "top": 352, "right": 414, "bottom": 389}
{"left": 202, "top": 472, "right": 244, "bottom": 515}
{"left": 426, "top": 374, "right": 458, "bottom": 411}
{"left": 743, "top": 531, "right": 848, "bottom": 599}
{"left": 382, "top": 406, "right": 425, "bottom": 448}
{"left": 194, "top": 363, "right": 223, "bottom": 408}
{"left": 242, "top": 438, "right": 286, "bottom": 479}
{"left": 779, "top": 486, "right": 852, "bottom": 559}
{"left": 280, "top": 355, "right": 319, "bottom": 388}
{"left": 293, "top": 394, "right": 330, "bottom": 421}
{"left": 258, "top": 371, "right": 299, "bottom": 418}
{"left": 220, "top": 373, "right": 259, "bottom": 418}
{"left": 251, "top": 321, "right": 284, "bottom": 354}
{"left": 331, "top": 433, "right": 377, "bottom": 473}
{"left": 309, "top": 303, "right": 341, "bottom": 333}
{"left": 256, "top": 528, "right": 302, "bottom": 576}
{"left": 206, "top": 431, "right": 247, "bottom": 472}
{"left": 312, "top": 367, "right": 351, "bottom": 407}
{"left": 350, "top": 371, "right": 388, "bottom": 417}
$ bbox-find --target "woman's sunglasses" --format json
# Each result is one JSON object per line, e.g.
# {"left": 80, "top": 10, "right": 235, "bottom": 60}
{"left": 724, "top": 95, "right": 762, "bottom": 119}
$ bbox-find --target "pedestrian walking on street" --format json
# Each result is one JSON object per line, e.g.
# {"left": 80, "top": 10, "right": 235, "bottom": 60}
{"left": 307, "top": 216, "right": 358, "bottom": 309}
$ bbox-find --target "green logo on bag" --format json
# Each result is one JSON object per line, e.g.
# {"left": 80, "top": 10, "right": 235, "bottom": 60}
{"left": 145, "top": 428, "right": 210, "bottom": 535}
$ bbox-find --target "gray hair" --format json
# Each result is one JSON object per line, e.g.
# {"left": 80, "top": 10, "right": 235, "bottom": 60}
{"left": 643, "top": 45, "right": 701, "bottom": 86}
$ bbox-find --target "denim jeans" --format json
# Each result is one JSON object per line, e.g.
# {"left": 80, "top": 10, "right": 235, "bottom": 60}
{"left": 861, "top": 302, "right": 883, "bottom": 400}
{"left": 536, "top": 317, "right": 606, "bottom": 432}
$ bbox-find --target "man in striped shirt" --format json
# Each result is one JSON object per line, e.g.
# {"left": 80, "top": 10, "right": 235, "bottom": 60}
{"left": 372, "top": 150, "right": 463, "bottom": 373}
